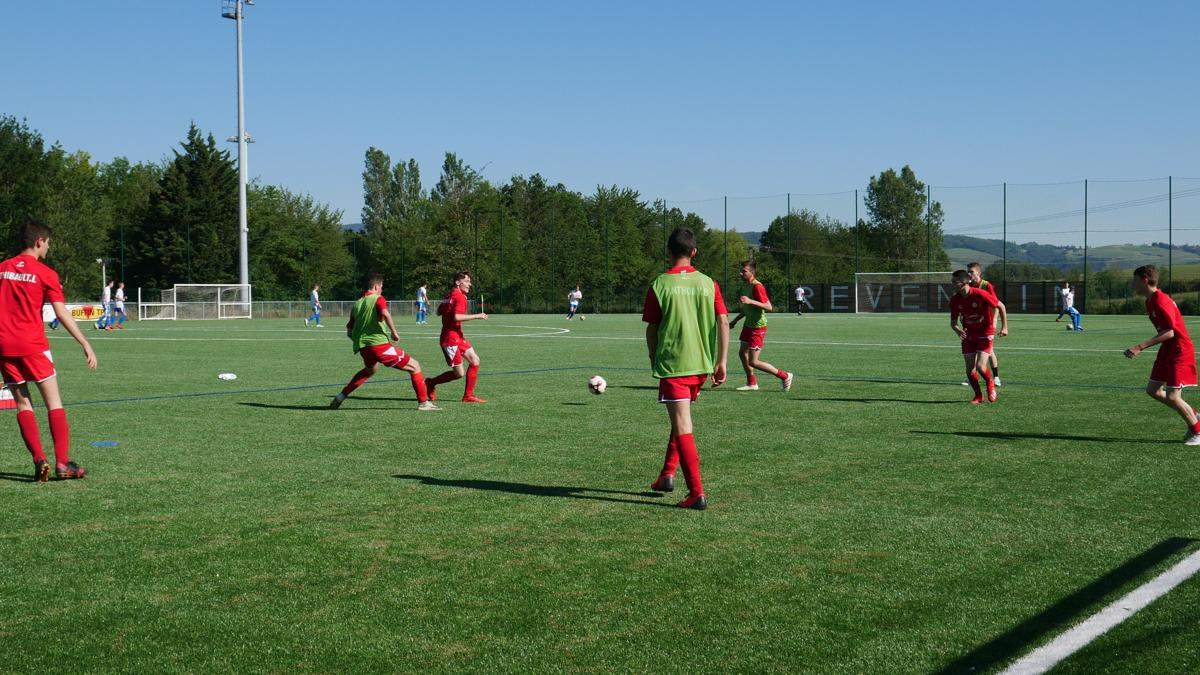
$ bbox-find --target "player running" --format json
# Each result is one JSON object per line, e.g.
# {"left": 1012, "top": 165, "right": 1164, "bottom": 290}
{"left": 644, "top": 228, "right": 730, "bottom": 510}
{"left": 305, "top": 284, "right": 322, "bottom": 327}
{"left": 426, "top": 271, "right": 488, "bottom": 403}
{"left": 1, "top": 221, "right": 97, "bottom": 482}
{"left": 950, "top": 269, "right": 1001, "bottom": 404}
{"left": 965, "top": 262, "right": 1008, "bottom": 386}
{"left": 416, "top": 283, "right": 428, "bottom": 325}
{"left": 795, "top": 284, "right": 814, "bottom": 316}
{"left": 330, "top": 273, "right": 437, "bottom": 411}
{"left": 1124, "top": 265, "right": 1200, "bottom": 445}
{"left": 111, "top": 281, "right": 127, "bottom": 329}
{"left": 566, "top": 285, "right": 583, "bottom": 320}
{"left": 1057, "top": 281, "right": 1083, "bottom": 331}
{"left": 728, "top": 261, "right": 793, "bottom": 391}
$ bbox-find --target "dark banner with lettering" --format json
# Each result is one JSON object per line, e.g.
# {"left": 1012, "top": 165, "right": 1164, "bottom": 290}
{"left": 766, "top": 282, "right": 1084, "bottom": 314}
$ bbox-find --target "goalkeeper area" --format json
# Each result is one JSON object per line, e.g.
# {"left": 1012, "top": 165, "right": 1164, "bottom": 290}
{"left": 2, "top": 313, "right": 1198, "bottom": 671}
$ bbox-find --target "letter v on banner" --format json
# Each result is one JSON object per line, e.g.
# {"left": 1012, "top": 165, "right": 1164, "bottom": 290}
{"left": 865, "top": 284, "right": 884, "bottom": 310}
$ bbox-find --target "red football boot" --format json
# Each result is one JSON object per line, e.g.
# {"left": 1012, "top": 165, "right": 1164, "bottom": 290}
{"left": 677, "top": 493, "right": 708, "bottom": 510}
{"left": 650, "top": 475, "right": 675, "bottom": 493}
{"left": 461, "top": 395, "right": 487, "bottom": 404}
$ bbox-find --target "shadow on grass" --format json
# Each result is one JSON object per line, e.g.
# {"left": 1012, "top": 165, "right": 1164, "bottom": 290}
{"left": 791, "top": 397, "right": 960, "bottom": 405}
{"left": 0, "top": 472, "right": 35, "bottom": 483}
{"left": 341, "top": 394, "right": 416, "bottom": 402}
{"left": 938, "top": 537, "right": 1198, "bottom": 674}
{"left": 392, "top": 474, "right": 673, "bottom": 508}
{"left": 561, "top": 402, "right": 588, "bottom": 406}
{"left": 237, "top": 402, "right": 386, "bottom": 412}
{"left": 913, "top": 430, "right": 1167, "bottom": 444}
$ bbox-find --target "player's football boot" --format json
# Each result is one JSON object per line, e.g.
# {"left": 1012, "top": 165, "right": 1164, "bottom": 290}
{"left": 677, "top": 493, "right": 707, "bottom": 510}
{"left": 1185, "top": 431, "right": 1200, "bottom": 446}
{"left": 329, "top": 394, "right": 344, "bottom": 410}
{"left": 304, "top": 318, "right": 309, "bottom": 327}
{"left": 994, "top": 377, "right": 1003, "bottom": 387}
{"left": 969, "top": 395, "right": 984, "bottom": 405}
{"left": 417, "top": 401, "right": 441, "bottom": 412}
{"left": 987, "top": 385, "right": 998, "bottom": 403}
{"left": 461, "top": 395, "right": 487, "bottom": 404}
{"left": 736, "top": 384, "right": 759, "bottom": 391}
{"left": 33, "top": 460, "right": 50, "bottom": 484}
{"left": 54, "top": 462, "right": 87, "bottom": 480}
{"left": 782, "top": 372, "right": 795, "bottom": 391}
{"left": 650, "top": 475, "right": 675, "bottom": 493}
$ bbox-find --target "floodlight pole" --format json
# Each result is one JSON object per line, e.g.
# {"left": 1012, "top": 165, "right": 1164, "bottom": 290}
{"left": 224, "top": 0, "right": 253, "bottom": 287}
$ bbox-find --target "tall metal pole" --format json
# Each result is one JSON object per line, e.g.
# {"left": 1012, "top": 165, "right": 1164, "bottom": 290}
{"left": 926, "top": 185, "right": 932, "bottom": 274}
{"left": 1169, "top": 176, "right": 1174, "bottom": 288}
{"left": 233, "top": 1, "right": 250, "bottom": 286}
{"left": 723, "top": 195, "right": 728, "bottom": 293}
{"left": 854, "top": 189, "right": 860, "bottom": 275}
{"left": 1002, "top": 182, "right": 1007, "bottom": 297}
{"left": 1083, "top": 180, "right": 1089, "bottom": 308}
{"left": 786, "top": 193, "right": 792, "bottom": 288}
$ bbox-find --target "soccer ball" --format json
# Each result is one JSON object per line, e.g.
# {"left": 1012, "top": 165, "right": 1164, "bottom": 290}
{"left": 580, "top": 315, "right": 586, "bottom": 321}
{"left": 588, "top": 375, "right": 606, "bottom": 395}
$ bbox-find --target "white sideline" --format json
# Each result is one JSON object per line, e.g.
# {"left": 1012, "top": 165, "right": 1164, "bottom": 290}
{"left": 1000, "top": 548, "right": 1200, "bottom": 675}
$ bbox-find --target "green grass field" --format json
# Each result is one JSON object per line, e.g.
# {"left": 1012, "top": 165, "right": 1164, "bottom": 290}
{"left": 3, "top": 313, "right": 1199, "bottom": 672}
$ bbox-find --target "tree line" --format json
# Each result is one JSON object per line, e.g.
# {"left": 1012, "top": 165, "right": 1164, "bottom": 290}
{"left": 2, "top": 114, "right": 950, "bottom": 307}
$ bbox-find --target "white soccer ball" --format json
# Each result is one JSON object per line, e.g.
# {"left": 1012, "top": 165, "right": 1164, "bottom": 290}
{"left": 588, "top": 375, "right": 607, "bottom": 395}
{"left": 580, "top": 315, "right": 587, "bottom": 321}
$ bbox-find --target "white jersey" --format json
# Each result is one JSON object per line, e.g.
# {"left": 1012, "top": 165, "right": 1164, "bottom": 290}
{"left": 1062, "top": 288, "right": 1074, "bottom": 310}
{"left": 114, "top": 288, "right": 126, "bottom": 304}
{"left": 568, "top": 290, "right": 582, "bottom": 305}
{"left": 102, "top": 286, "right": 112, "bottom": 304}
{"left": 795, "top": 287, "right": 807, "bottom": 301}
{"left": 417, "top": 287, "right": 427, "bottom": 303}
{"left": 311, "top": 289, "right": 320, "bottom": 305}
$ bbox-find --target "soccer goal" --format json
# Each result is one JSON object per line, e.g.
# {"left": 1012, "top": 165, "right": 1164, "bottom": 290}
{"left": 854, "top": 272, "right": 955, "bottom": 313}
{"left": 137, "top": 284, "right": 252, "bottom": 320}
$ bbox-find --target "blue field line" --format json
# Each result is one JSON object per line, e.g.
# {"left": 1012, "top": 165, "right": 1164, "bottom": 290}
{"left": 60, "top": 365, "right": 647, "bottom": 408}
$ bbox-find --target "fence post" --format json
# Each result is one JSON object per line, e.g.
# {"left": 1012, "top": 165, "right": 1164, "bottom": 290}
{"left": 786, "top": 193, "right": 792, "bottom": 290}
{"left": 499, "top": 208, "right": 505, "bottom": 310}
{"left": 926, "top": 185, "right": 932, "bottom": 274}
{"left": 723, "top": 195, "right": 729, "bottom": 295}
{"left": 854, "top": 189, "right": 860, "bottom": 275}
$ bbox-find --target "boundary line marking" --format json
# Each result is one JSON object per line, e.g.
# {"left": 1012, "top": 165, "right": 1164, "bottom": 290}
{"left": 1000, "top": 548, "right": 1200, "bottom": 674}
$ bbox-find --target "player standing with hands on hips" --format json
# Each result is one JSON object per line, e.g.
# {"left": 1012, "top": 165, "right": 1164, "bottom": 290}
{"left": 1124, "top": 265, "right": 1200, "bottom": 445}
{"left": 1, "top": 221, "right": 97, "bottom": 482}
{"left": 643, "top": 228, "right": 730, "bottom": 510}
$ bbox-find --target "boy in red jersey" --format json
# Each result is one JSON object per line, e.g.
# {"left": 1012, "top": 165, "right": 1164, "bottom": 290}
{"left": 1124, "top": 265, "right": 1200, "bottom": 445}
{"left": 1, "top": 221, "right": 97, "bottom": 482}
{"left": 426, "top": 271, "right": 489, "bottom": 403}
{"left": 728, "top": 260, "right": 793, "bottom": 391}
{"left": 967, "top": 262, "right": 1008, "bottom": 385}
{"left": 330, "top": 272, "right": 438, "bottom": 411}
{"left": 643, "top": 228, "right": 730, "bottom": 510}
{"left": 950, "top": 269, "right": 1001, "bottom": 404}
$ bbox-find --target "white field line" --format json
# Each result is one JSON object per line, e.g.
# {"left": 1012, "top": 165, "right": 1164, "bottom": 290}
{"left": 47, "top": 325, "right": 570, "bottom": 342}
{"left": 1000, "top": 548, "right": 1200, "bottom": 675}
{"left": 540, "top": 334, "right": 1125, "bottom": 354}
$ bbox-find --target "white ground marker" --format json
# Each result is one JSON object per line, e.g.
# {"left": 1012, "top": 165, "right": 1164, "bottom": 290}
{"left": 1001, "top": 548, "right": 1200, "bottom": 674}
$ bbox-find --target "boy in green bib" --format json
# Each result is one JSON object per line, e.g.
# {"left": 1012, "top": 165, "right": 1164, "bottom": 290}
{"left": 642, "top": 228, "right": 730, "bottom": 510}
{"left": 331, "top": 272, "right": 438, "bottom": 411}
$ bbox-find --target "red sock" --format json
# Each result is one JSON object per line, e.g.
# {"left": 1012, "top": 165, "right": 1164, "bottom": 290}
{"left": 48, "top": 408, "right": 70, "bottom": 467}
{"left": 1191, "top": 421, "right": 1200, "bottom": 434}
{"left": 676, "top": 433, "right": 703, "bottom": 495}
{"left": 16, "top": 410, "right": 46, "bottom": 463}
{"left": 465, "top": 364, "right": 479, "bottom": 397}
{"left": 967, "top": 371, "right": 982, "bottom": 397}
{"left": 981, "top": 369, "right": 994, "bottom": 389}
{"left": 428, "top": 370, "right": 457, "bottom": 387}
{"left": 659, "top": 434, "right": 680, "bottom": 478}
{"left": 411, "top": 372, "right": 428, "bottom": 403}
{"left": 341, "top": 367, "right": 374, "bottom": 397}
{"left": 777, "top": 370, "right": 789, "bottom": 380}
{"left": 747, "top": 374, "right": 758, "bottom": 386}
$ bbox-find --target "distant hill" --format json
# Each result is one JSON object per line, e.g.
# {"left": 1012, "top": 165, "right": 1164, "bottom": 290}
{"left": 343, "top": 222, "right": 364, "bottom": 232}
{"left": 736, "top": 231, "right": 764, "bottom": 247}
{"left": 942, "top": 235, "right": 1200, "bottom": 271}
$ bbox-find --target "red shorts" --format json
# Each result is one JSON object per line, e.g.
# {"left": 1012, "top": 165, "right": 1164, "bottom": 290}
{"left": 739, "top": 326, "right": 767, "bottom": 350}
{"left": 961, "top": 334, "right": 994, "bottom": 355}
{"left": 440, "top": 336, "right": 474, "bottom": 367}
{"left": 658, "top": 374, "right": 708, "bottom": 403}
{"left": 360, "top": 343, "right": 410, "bottom": 370}
{"left": 0, "top": 351, "right": 57, "bottom": 385}
{"left": 1150, "top": 353, "right": 1198, "bottom": 388}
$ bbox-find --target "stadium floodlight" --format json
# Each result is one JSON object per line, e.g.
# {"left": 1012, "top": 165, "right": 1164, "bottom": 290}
{"left": 221, "top": 0, "right": 254, "bottom": 288}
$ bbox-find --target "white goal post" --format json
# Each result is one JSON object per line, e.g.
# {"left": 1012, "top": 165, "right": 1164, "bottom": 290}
{"left": 137, "top": 284, "right": 252, "bottom": 320}
{"left": 854, "top": 272, "right": 955, "bottom": 313}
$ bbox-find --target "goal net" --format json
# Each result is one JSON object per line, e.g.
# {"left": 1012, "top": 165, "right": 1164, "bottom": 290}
{"left": 138, "top": 284, "right": 252, "bottom": 320}
{"left": 854, "top": 272, "right": 955, "bottom": 313}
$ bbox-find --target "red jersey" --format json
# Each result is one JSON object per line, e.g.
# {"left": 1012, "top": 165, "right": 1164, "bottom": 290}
{"left": 1146, "top": 290, "right": 1195, "bottom": 362}
{"left": 0, "top": 254, "right": 64, "bottom": 357}
{"left": 439, "top": 287, "right": 469, "bottom": 342}
{"left": 640, "top": 266, "right": 729, "bottom": 323}
{"left": 950, "top": 286, "right": 1000, "bottom": 337}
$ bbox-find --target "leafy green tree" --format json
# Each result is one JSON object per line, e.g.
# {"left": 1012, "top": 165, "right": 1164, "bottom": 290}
{"left": 0, "top": 116, "right": 52, "bottom": 254}
{"left": 863, "top": 165, "right": 949, "bottom": 272}
{"left": 41, "top": 150, "right": 113, "bottom": 297}
{"left": 248, "top": 184, "right": 353, "bottom": 299}
{"left": 99, "top": 157, "right": 161, "bottom": 282}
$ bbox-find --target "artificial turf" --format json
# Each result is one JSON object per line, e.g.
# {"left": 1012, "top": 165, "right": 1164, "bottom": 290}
{"left": 1, "top": 313, "right": 1198, "bottom": 672}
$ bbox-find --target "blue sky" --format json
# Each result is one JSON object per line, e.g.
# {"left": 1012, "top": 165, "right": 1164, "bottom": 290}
{"left": 5, "top": 1, "right": 1199, "bottom": 245}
